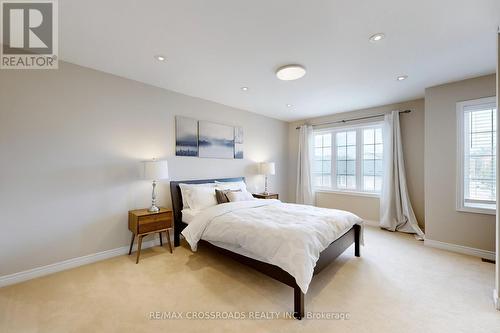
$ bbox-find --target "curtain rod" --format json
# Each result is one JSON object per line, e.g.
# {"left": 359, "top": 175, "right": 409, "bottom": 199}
{"left": 295, "top": 110, "right": 411, "bottom": 130}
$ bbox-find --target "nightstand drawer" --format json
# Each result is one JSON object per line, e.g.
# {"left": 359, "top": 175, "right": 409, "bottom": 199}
{"left": 138, "top": 219, "right": 171, "bottom": 234}
{"left": 139, "top": 211, "right": 172, "bottom": 224}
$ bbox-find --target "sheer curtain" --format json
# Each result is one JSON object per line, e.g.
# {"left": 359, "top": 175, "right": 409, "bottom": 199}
{"left": 296, "top": 125, "right": 314, "bottom": 205}
{"left": 380, "top": 111, "right": 424, "bottom": 239}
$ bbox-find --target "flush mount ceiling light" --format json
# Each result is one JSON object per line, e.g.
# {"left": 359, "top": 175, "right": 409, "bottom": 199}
{"left": 369, "top": 33, "right": 385, "bottom": 42}
{"left": 154, "top": 55, "right": 166, "bottom": 62}
{"left": 241, "top": 87, "right": 249, "bottom": 91}
{"left": 286, "top": 104, "right": 293, "bottom": 108}
{"left": 276, "top": 64, "right": 306, "bottom": 81}
{"left": 397, "top": 75, "right": 408, "bottom": 81}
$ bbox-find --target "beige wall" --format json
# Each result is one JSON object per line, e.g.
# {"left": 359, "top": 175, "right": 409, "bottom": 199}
{"left": 316, "top": 192, "right": 380, "bottom": 221}
{"left": 425, "top": 74, "right": 496, "bottom": 252}
{"left": 288, "top": 99, "right": 425, "bottom": 225}
{"left": 0, "top": 62, "right": 289, "bottom": 276}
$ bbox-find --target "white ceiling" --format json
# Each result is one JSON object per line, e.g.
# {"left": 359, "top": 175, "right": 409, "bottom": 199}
{"left": 60, "top": 0, "right": 500, "bottom": 121}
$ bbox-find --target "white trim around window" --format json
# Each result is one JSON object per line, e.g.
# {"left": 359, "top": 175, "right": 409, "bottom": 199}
{"left": 312, "top": 121, "right": 384, "bottom": 196}
{"left": 314, "top": 188, "right": 380, "bottom": 198}
{"left": 456, "top": 96, "right": 497, "bottom": 215}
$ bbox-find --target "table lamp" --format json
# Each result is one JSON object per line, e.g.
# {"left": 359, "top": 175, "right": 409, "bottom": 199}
{"left": 259, "top": 162, "right": 275, "bottom": 195}
{"left": 141, "top": 159, "right": 169, "bottom": 212}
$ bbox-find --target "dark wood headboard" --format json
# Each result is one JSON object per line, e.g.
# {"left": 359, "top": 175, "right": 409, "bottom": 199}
{"left": 169, "top": 177, "right": 245, "bottom": 247}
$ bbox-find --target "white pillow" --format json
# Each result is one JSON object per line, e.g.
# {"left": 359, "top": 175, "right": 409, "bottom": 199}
{"left": 179, "top": 183, "right": 216, "bottom": 209}
{"left": 226, "top": 190, "right": 255, "bottom": 202}
{"left": 186, "top": 185, "right": 218, "bottom": 210}
{"left": 215, "top": 180, "right": 247, "bottom": 192}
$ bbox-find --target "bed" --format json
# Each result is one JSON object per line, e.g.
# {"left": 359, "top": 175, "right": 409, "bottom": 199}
{"left": 170, "top": 177, "right": 362, "bottom": 319}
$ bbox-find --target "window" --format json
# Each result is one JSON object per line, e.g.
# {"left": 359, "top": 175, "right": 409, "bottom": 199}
{"left": 313, "top": 133, "right": 332, "bottom": 187}
{"left": 457, "top": 97, "right": 497, "bottom": 214}
{"left": 362, "top": 128, "right": 384, "bottom": 192}
{"left": 336, "top": 131, "right": 356, "bottom": 189}
{"left": 313, "top": 123, "right": 383, "bottom": 194}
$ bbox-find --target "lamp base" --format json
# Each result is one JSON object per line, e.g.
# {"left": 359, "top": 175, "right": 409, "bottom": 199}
{"left": 148, "top": 205, "right": 160, "bottom": 213}
{"left": 148, "top": 180, "right": 159, "bottom": 213}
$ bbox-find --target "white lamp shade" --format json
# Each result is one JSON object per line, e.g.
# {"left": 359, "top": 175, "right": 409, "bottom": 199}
{"left": 260, "top": 162, "right": 276, "bottom": 175}
{"left": 142, "top": 160, "right": 169, "bottom": 180}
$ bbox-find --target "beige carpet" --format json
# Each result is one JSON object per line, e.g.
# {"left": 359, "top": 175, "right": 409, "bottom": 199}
{"left": 0, "top": 226, "right": 498, "bottom": 333}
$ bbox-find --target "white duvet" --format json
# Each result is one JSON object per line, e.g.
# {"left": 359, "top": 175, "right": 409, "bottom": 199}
{"left": 182, "top": 200, "right": 363, "bottom": 293}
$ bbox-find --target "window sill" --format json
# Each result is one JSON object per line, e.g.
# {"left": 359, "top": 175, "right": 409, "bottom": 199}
{"left": 314, "top": 188, "right": 380, "bottom": 198}
{"left": 456, "top": 206, "right": 496, "bottom": 216}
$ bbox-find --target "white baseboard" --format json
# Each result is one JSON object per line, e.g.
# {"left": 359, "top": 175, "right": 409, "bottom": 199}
{"left": 0, "top": 238, "right": 163, "bottom": 288}
{"left": 424, "top": 239, "right": 495, "bottom": 261}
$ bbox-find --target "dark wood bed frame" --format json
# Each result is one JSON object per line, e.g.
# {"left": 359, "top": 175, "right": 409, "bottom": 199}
{"left": 170, "top": 177, "right": 361, "bottom": 320}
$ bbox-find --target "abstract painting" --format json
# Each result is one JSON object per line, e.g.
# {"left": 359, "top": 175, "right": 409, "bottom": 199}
{"left": 198, "top": 121, "right": 234, "bottom": 159}
{"left": 234, "top": 126, "right": 244, "bottom": 159}
{"left": 175, "top": 116, "right": 198, "bottom": 157}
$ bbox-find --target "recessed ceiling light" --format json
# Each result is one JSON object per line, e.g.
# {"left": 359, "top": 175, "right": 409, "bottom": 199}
{"left": 155, "top": 55, "right": 166, "bottom": 62}
{"left": 397, "top": 75, "right": 408, "bottom": 81}
{"left": 286, "top": 104, "right": 293, "bottom": 108}
{"left": 241, "top": 87, "right": 249, "bottom": 91}
{"left": 369, "top": 33, "right": 385, "bottom": 42}
{"left": 276, "top": 65, "right": 306, "bottom": 81}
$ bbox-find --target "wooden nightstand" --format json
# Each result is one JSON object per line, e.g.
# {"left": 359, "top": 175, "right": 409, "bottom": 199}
{"left": 128, "top": 207, "right": 173, "bottom": 264}
{"left": 252, "top": 193, "right": 279, "bottom": 200}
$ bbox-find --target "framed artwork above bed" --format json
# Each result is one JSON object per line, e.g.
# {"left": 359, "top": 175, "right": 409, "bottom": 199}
{"left": 234, "top": 126, "right": 243, "bottom": 159}
{"left": 175, "top": 115, "right": 244, "bottom": 160}
{"left": 175, "top": 116, "right": 198, "bottom": 157}
{"left": 198, "top": 121, "right": 235, "bottom": 159}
